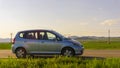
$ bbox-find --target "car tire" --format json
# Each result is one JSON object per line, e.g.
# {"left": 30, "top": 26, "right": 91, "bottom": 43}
{"left": 15, "top": 48, "right": 26, "bottom": 58}
{"left": 61, "top": 48, "right": 74, "bottom": 56}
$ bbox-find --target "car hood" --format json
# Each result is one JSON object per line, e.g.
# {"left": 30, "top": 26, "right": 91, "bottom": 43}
{"left": 65, "top": 39, "right": 82, "bottom": 46}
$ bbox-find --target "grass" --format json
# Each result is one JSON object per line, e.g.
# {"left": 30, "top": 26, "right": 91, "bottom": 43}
{"left": 0, "top": 57, "right": 120, "bottom": 68}
{"left": 80, "top": 41, "right": 120, "bottom": 49}
{"left": 0, "top": 43, "right": 11, "bottom": 50}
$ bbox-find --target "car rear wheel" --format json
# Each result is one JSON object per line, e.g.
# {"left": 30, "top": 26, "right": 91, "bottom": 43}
{"left": 15, "top": 48, "right": 26, "bottom": 58}
{"left": 62, "top": 48, "right": 74, "bottom": 56}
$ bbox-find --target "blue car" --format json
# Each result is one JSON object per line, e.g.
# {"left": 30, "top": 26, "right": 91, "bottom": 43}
{"left": 12, "top": 29, "right": 84, "bottom": 58}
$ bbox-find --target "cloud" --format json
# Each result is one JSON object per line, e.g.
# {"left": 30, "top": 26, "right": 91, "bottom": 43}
{"left": 101, "top": 19, "right": 120, "bottom": 26}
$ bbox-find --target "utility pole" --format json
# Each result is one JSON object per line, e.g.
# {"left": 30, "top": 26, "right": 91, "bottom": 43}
{"left": 108, "top": 29, "right": 110, "bottom": 44}
{"left": 10, "top": 33, "right": 13, "bottom": 43}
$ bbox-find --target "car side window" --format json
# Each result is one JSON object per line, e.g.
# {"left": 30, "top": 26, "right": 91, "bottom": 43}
{"left": 38, "top": 32, "right": 45, "bottom": 40}
{"left": 38, "top": 31, "right": 49, "bottom": 40}
{"left": 26, "top": 32, "right": 37, "bottom": 39}
{"left": 19, "top": 33, "right": 24, "bottom": 38}
{"left": 47, "top": 32, "right": 56, "bottom": 40}
{"left": 46, "top": 32, "right": 62, "bottom": 41}
{"left": 19, "top": 32, "right": 37, "bottom": 39}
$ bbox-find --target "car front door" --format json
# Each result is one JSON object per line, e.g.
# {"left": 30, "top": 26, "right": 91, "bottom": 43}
{"left": 37, "top": 31, "right": 63, "bottom": 54}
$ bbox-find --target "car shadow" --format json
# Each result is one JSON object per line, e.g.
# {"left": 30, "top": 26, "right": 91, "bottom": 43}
{"left": 77, "top": 56, "right": 105, "bottom": 60}
{"left": 30, "top": 55, "right": 105, "bottom": 60}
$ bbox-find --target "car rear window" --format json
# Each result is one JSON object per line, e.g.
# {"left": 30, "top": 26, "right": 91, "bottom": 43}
{"left": 19, "top": 32, "right": 24, "bottom": 38}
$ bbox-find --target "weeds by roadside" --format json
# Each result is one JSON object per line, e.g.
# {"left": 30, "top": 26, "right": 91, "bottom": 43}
{"left": 0, "top": 56, "right": 120, "bottom": 68}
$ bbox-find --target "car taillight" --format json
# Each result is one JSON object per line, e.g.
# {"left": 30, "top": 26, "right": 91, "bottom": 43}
{"left": 12, "top": 38, "right": 15, "bottom": 44}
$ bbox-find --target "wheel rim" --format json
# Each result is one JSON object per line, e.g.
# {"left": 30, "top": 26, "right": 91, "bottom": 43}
{"left": 16, "top": 49, "right": 25, "bottom": 58}
{"left": 63, "top": 49, "right": 73, "bottom": 56}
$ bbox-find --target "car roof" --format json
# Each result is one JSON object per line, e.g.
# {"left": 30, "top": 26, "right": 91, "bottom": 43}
{"left": 18, "top": 29, "right": 54, "bottom": 33}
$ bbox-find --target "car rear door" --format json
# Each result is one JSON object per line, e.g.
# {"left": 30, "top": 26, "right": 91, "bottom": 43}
{"left": 23, "top": 31, "right": 39, "bottom": 53}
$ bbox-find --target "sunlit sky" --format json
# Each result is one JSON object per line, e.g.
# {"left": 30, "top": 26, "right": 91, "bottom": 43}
{"left": 0, "top": 0, "right": 120, "bottom": 38}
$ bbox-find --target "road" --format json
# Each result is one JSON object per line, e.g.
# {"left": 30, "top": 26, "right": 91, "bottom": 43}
{"left": 0, "top": 50, "right": 120, "bottom": 58}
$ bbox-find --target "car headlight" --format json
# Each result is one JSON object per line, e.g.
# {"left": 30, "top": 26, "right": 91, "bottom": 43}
{"left": 72, "top": 42, "right": 84, "bottom": 47}
{"left": 72, "top": 42, "right": 80, "bottom": 46}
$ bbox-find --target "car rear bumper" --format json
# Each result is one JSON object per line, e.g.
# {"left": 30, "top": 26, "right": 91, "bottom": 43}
{"left": 11, "top": 44, "right": 17, "bottom": 54}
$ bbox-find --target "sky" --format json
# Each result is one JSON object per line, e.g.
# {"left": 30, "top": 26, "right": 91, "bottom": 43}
{"left": 0, "top": 0, "right": 120, "bottom": 38}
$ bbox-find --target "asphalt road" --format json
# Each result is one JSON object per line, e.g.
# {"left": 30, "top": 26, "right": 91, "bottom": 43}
{"left": 0, "top": 50, "right": 120, "bottom": 58}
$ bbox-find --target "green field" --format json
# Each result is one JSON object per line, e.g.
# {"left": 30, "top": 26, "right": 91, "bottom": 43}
{"left": 80, "top": 41, "right": 120, "bottom": 49}
{"left": 0, "top": 57, "right": 120, "bottom": 68}
{"left": 0, "top": 39, "right": 120, "bottom": 50}
{"left": 0, "top": 43, "right": 11, "bottom": 50}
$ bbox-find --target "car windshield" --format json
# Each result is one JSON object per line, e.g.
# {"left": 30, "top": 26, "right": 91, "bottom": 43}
{"left": 63, "top": 37, "right": 71, "bottom": 40}
{"left": 52, "top": 30, "right": 72, "bottom": 40}
{"left": 52, "top": 31, "right": 65, "bottom": 38}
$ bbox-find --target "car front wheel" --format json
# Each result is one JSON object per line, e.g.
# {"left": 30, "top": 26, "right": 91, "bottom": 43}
{"left": 62, "top": 48, "right": 75, "bottom": 56}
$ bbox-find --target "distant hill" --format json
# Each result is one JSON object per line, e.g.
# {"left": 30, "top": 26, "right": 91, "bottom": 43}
{"left": 69, "top": 36, "right": 120, "bottom": 41}
{"left": 69, "top": 36, "right": 100, "bottom": 40}
{"left": 0, "top": 38, "right": 10, "bottom": 42}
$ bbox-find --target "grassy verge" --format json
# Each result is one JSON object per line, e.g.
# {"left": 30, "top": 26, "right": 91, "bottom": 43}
{"left": 0, "top": 57, "right": 120, "bottom": 68}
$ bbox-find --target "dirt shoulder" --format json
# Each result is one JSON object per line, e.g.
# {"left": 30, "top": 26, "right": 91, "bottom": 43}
{"left": 83, "top": 50, "right": 120, "bottom": 58}
{"left": 0, "top": 50, "right": 120, "bottom": 58}
{"left": 0, "top": 50, "right": 15, "bottom": 58}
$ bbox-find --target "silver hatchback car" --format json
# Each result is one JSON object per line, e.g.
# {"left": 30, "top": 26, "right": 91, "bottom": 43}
{"left": 12, "top": 29, "right": 84, "bottom": 58}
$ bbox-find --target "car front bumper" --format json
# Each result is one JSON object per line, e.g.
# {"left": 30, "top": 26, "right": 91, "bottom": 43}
{"left": 74, "top": 46, "right": 84, "bottom": 55}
